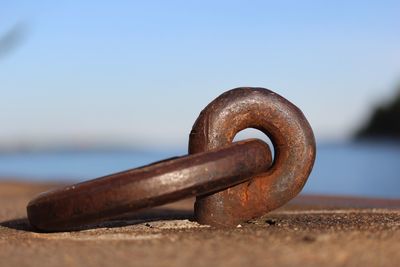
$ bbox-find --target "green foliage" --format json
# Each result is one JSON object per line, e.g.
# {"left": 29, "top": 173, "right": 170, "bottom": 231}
{"left": 356, "top": 89, "right": 400, "bottom": 139}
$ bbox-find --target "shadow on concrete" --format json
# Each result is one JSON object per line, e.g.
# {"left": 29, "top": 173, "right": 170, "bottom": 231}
{"left": 0, "top": 207, "right": 194, "bottom": 233}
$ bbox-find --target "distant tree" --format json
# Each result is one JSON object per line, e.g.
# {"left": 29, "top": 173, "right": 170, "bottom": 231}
{"left": 356, "top": 88, "right": 400, "bottom": 139}
{"left": 0, "top": 23, "right": 27, "bottom": 59}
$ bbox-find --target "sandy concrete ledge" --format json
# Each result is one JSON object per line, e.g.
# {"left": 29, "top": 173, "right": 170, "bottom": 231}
{"left": 0, "top": 181, "right": 399, "bottom": 267}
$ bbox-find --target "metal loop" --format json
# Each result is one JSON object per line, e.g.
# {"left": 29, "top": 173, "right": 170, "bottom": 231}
{"left": 189, "top": 87, "right": 316, "bottom": 227}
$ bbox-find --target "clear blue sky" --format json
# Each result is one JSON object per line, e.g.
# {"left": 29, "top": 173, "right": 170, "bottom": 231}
{"left": 1, "top": 1, "right": 399, "bottom": 149}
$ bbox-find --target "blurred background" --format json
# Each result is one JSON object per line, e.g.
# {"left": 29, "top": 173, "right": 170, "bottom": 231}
{"left": 1, "top": 1, "right": 399, "bottom": 198}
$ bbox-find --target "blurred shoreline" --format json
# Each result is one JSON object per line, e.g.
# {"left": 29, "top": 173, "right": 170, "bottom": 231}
{"left": 2, "top": 139, "right": 400, "bottom": 154}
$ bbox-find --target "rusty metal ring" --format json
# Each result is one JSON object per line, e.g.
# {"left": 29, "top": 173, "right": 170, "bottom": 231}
{"left": 27, "top": 139, "right": 272, "bottom": 232}
{"left": 189, "top": 87, "right": 316, "bottom": 227}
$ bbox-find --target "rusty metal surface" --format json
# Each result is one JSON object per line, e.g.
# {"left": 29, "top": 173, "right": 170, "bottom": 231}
{"left": 27, "top": 139, "right": 272, "bottom": 232}
{"left": 189, "top": 87, "right": 316, "bottom": 227}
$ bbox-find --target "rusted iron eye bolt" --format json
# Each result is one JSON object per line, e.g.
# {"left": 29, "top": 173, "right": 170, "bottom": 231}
{"left": 27, "top": 87, "right": 315, "bottom": 232}
{"left": 27, "top": 139, "right": 272, "bottom": 232}
{"left": 189, "top": 87, "right": 316, "bottom": 227}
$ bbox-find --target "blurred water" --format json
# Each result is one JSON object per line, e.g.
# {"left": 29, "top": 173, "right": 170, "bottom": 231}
{"left": 306, "top": 142, "right": 400, "bottom": 198}
{"left": 0, "top": 142, "right": 399, "bottom": 198}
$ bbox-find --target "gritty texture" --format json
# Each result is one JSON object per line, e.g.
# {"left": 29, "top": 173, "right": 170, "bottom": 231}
{"left": 0, "top": 181, "right": 399, "bottom": 267}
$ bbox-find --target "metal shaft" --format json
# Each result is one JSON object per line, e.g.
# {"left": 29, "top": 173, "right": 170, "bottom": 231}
{"left": 27, "top": 139, "right": 272, "bottom": 232}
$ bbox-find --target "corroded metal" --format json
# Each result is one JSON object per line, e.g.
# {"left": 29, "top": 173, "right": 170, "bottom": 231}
{"left": 189, "top": 87, "right": 316, "bottom": 227}
{"left": 27, "top": 139, "right": 272, "bottom": 232}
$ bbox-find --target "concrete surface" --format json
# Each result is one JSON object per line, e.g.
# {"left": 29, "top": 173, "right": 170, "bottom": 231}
{"left": 0, "top": 181, "right": 399, "bottom": 267}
